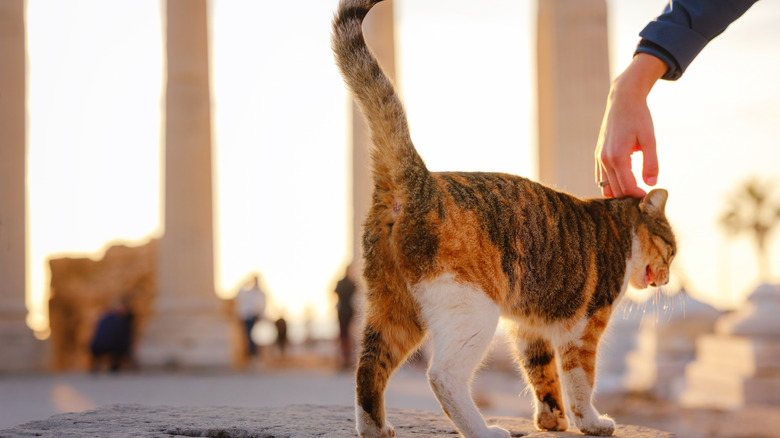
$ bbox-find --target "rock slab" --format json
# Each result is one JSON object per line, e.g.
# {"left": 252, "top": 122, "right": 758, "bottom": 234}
{"left": 0, "top": 404, "right": 675, "bottom": 438}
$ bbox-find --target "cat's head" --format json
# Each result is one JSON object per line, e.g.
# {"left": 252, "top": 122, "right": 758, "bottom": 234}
{"left": 628, "top": 189, "right": 677, "bottom": 289}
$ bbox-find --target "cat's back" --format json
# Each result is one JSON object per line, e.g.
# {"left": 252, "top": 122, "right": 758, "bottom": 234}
{"left": 432, "top": 170, "right": 601, "bottom": 256}
{"left": 417, "top": 171, "right": 633, "bottom": 313}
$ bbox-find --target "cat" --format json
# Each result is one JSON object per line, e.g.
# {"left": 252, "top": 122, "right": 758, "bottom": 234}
{"left": 331, "top": 1, "right": 677, "bottom": 437}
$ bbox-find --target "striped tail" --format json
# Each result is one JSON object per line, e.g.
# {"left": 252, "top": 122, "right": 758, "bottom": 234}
{"left": 331, "top": 0, "right": 429, "bottom": 198}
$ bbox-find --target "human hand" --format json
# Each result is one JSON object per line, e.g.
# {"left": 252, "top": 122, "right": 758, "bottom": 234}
{"left": 595, "top": 54, "right": 667, "bottom": 198}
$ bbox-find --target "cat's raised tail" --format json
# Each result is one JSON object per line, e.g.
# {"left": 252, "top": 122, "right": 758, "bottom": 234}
{"left": 332, "top": 0, "right": 429, "bottom": 197}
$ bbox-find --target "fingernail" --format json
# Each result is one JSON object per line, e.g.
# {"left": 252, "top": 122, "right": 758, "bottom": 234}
{"left": 646, "top": 177, "right": 657, "bottom": 186}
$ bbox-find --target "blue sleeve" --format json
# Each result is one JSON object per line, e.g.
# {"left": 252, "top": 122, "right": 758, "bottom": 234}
{"left": 635, "top": 0, "right": 759, "bottom": 80}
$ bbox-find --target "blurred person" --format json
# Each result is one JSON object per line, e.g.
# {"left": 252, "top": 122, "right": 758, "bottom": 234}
{"left": 595, "top": 0, "right": 758, "bottom": 198}
{"left": 235, "top": 274, "right": 267, "bottom": 359}
{"left": 90, "top": 297, "right": 134, "bottom": 372}
{"left": 303, "top": 306, "right": 315, "bottom": 347}
{"left": 275, "top": 315, "right": 288, "bottom": 357}
{"left": 334, "top": 265, "right": 357, "bottom": 370}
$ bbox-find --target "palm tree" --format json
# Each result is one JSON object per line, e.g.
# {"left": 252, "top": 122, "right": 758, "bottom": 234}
{"left": 720, "top": 179, "right": 780, "bottom": 282}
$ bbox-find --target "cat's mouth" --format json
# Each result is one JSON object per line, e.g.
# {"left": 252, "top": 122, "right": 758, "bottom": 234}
{"left": 644, "top": 265, "right": 670, "bottom": 288}
{"left": 645, "top": 265, "right": 655, "bottom": 287}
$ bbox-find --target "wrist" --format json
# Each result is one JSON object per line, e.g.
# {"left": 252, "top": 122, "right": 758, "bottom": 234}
{"left": 612, "top": 53, "right": 667, "bottom": 100}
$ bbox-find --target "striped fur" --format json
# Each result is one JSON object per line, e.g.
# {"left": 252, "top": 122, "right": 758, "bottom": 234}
{"left": 332, "top": 1, "right": 676, "bottom": 437}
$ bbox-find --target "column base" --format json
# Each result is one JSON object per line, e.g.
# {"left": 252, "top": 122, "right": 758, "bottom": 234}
{"left": 0, "top": 314, "right": 48, "bottom": 372}
{"left": 137, "top": 311, "right": 238, "bottom": 369}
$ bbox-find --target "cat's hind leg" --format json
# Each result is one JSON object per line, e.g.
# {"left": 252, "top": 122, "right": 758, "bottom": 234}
{"left": 417, "top": 276, "right": 510, "bottom": 438}
{"left": 511, "top": 335, "right": 568, "bottom": 432}
{"left": 355, "top": 284, "right": 426, "bottom": 438}
{"left": 557, "top": 307, "right": 615, "bottom": 437}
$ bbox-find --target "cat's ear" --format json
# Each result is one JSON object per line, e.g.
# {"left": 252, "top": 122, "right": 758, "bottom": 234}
{"left": 639, "top": 189, "right": 668, "bottom": 217}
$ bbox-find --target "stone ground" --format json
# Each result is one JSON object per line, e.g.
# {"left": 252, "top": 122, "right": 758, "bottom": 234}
{"left": 0, "top": 404, "right": 675, "bottom": 438}
{"left": 1, "top": 352, "right": 778, "bottom": 437}
{"left": 597, "top": 392, "right": 780, "bottom": 438}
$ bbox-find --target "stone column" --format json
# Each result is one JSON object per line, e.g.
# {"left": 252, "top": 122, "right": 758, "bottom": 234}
{"left": 351, "top": 0, "right": 396, "bottom": 275}
{"left": 0, "top": 0, "right": 44, "bottom": 372}
{"left": 138, "top": 0, "right": 233, "bottom": 368}
{"left": 536, "top": 0, "right": 609, "bottom": 198}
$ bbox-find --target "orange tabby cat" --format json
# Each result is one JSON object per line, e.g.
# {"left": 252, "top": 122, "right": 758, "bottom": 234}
{"left": 332, "top": 1, "right": 677, "bottom": 437}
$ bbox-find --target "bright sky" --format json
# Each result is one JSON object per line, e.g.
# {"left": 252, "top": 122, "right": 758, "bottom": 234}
{"left": 24, "top": 0, "right": 780, "bottom": 336}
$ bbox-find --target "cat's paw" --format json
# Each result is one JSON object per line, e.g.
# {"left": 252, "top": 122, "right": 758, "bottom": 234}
{"left": 356, "top": 406, "right": 395, "bottom": 437}
{"left": 576, "top": 414, "right": 615, "bottom": 437}
{"left": 486, "top": 425, "right": 511, "bottom": 438}
{"left": 534, "top": 410, "right": 568, "bottom": 431}
{"left": 356, "top": 420, "right": 395, "bottom": 438}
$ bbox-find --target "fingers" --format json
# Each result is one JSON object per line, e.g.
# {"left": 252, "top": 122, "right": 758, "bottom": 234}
{"left": 594, "top": 106, "right": 655, "bottom": 198}
{"left": 595, "top": 159, "right": 615, "bottom": 198}
{"left": 614, "top": 164, "right": 647, "bottom": 198}
{"left": 597, "top": 149, "right": 648, "bottom": 198}
{"left": 639, "top": 130, "right": 659, "bottom": 187}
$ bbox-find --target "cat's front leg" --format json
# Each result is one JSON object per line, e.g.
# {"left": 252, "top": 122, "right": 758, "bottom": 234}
{"left": 559, "top": 365, "right": 615, "bottom": 436}
{"left": 557, "top": 309, "right": 615, "bottom": 437}
{"left": 355, "top": 405, "right": 396, "bottom": 438}
{"left": 513, "top": 337, "right": 568, "bottom": 432}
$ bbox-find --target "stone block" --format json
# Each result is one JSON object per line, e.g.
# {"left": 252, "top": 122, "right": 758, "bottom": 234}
{"left": 679, "top": 285, "right": 780, "bottom": 409}
{"left": 695, "top": 335, "right": 780, "bottom": 377}
{"left": 681, "top": 360, "right": 780, "bottom": 408}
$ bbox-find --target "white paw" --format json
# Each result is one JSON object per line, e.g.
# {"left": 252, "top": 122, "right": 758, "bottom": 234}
{"left": 356, "top": 405, "right": 395, "bottom": 437}
{"left": 356, "top": 419, "right": 395, "bottom": 437}
{"left": 576, "top": 414, "right": 615, "bottom": 437}
{"left": 535, "top": 409, "right": 568, "bottom": 431}
{"left": 486, "top": 425, "right": 511, "bottom": 438}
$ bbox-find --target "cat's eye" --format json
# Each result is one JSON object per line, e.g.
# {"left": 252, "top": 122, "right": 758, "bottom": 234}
{"left": 651, "top": 236, "right": 675, "bottom": 265}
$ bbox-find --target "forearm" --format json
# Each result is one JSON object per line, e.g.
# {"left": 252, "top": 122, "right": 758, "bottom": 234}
{"left": 636, "top": 0, "right": 759, "bottom": 80}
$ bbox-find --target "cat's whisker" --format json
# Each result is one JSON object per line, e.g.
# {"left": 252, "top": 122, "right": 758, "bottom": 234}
{"left": 663, "top": 288, "right": 675, "bottom": 323}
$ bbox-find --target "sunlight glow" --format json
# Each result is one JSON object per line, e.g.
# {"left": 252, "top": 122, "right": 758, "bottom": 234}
{"left": 26, "top": 0, "right": 163, "bottom": 335}
{"left": 22, "top": 0, "right": 780, "bottom": 337}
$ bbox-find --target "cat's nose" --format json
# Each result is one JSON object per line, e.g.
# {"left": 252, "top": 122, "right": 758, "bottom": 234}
{"left": 656, "top": 269, "right": 669, "bottom": 286}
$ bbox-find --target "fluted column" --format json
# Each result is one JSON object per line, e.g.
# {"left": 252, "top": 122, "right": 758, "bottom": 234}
{"left": 0, "top": 0, "right": 44, "bottom": 372}
{"left": 138, "top": 0, "right": 233, "bottom": 368}
{"left": 351, "top": 0, "right": 396, "bottom": 276}
{"left": 536, "top": 0, "right": 609, "bottom": 198}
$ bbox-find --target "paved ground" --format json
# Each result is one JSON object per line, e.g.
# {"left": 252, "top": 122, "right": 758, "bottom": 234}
{"left": 0, "top": 364, "right": 532, "bottom": 431}
{"left": 1, "top": 404, "right": 675, "bottom": 438}
{"left": 2, "top": 359, "right": 779, "bottom": 437}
